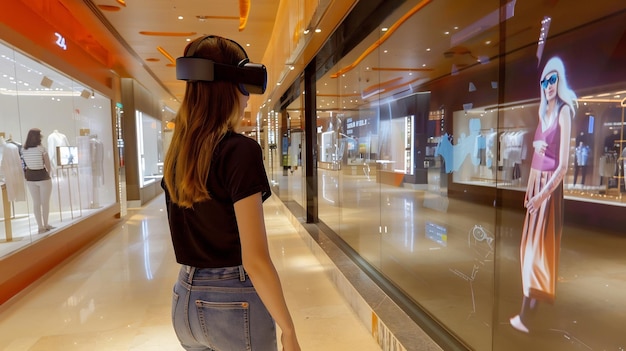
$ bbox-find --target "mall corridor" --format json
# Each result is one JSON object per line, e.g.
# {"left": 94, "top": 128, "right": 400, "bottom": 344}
{"left": 0, "top": 193, "right": 381, "bottom": 351}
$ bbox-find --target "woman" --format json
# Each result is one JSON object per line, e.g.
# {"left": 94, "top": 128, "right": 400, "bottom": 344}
{"left": 162, "top": 35, "right": 300, "bottom": 351}
{"left": 21, "top": 128, "right": 55, "bottom": 234}
{"left": 510, "top": 56, "right": 577, "bottom": 333}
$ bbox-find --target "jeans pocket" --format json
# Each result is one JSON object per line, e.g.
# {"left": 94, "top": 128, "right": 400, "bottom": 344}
{"left": 195, "top": 300, "right": 251, "bottom": 351}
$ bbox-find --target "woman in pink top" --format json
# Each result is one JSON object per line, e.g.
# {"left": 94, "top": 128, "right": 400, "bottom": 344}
{"left": 510, "top": 56, "right": 577, "bottom": 333}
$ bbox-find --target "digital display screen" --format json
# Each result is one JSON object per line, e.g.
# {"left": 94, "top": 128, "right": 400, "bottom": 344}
{"left": 57, "top": 146, "right": 78, "bottom": 166}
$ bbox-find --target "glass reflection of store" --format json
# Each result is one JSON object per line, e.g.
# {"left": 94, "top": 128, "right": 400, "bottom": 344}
{"left": 453, "top": 93, "right": 626, "bottom": 203}
{"left": 119, "top": 78, "right": 166, "bottom": 207}
{"left": 0, "top": 40, "right": 116, "bottom": 256}
{"left": 136, "top": 110, "right": 164, "bottom": 187}
{"left": 568, "top": 94, "right": 626, "bottom": 200}
{"left": 305, "top": 0, "right": 626, "bottom": 351}
{"left": 313, "top": 2, "right": 502, "bottom": 349}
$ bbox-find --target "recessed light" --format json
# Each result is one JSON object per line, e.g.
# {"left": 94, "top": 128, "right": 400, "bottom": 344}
{"left": 178, "top": 16, "right": 183, "bottom": 20}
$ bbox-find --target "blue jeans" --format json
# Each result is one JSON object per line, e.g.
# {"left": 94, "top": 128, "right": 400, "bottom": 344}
{"left": 172, "top": 265, "right": 277, "bottom": 351}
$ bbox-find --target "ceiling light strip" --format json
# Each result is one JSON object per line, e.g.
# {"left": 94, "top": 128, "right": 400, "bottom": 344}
{"left": 157, "top": 46, "right": 176, "bottom": 65}
{"left": 239, "top": 0, "right": 251, "bottom": 31}
{"left": 139, "top": 31, "right": 197, "bottom": 37}
{"left": 330, "top": 0, "right": 432, "bottom": 78}
{"left": 81, "top": 0, "right": 177, "bottom": 102}
{"left": 371, "top": 67, "right": 433, "bottom": 72}
{"left": 362, "top": 77, "right": 404, "bottom": 95}
{"left": 363, "top": 77, "right": 425, "bottom": 100}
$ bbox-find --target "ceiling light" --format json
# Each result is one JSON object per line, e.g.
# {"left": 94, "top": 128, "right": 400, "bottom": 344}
{"left": 381, "top": 27, "right": 388, "bottom": 32}
{"left": 97, "top": 5, "right": 121, "bottom": 11}
{"left": 239, "top": 0, "right": 250, "bottom": 31}
{"left": 178, "top": 16, "right": 183, "bottom": 20}
{"left": 304, "top": 29, "right": 310, "bottom": 34}
{"left": 157, "top": 46, "right": 176, "bottom": 65}
{"left": 315, "top": 28, "right": 322, "bottom": 33}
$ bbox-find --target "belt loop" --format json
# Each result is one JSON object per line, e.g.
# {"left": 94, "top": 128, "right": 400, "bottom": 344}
{"left": 238, "top": 265, "right": 246, "bottom": 281}
{"left": 187, "top": 266, "right": 195, "bottom": 284}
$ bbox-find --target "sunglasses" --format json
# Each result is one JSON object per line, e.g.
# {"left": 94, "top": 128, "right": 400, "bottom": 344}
{"left": 540, "top": 74, "right": 558, "bottom": 89}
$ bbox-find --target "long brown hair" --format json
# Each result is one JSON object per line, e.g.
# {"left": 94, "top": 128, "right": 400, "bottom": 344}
{"left": 24, "top": 128, "right": 42, "bottom": 149}
{"left": 163, "top": 36, "right": 246, "bottom": 208}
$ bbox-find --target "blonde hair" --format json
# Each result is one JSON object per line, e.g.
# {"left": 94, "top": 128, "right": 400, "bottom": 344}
{"left": 163, "top": 36, "right": 246, "bottom": 208}
{"left": 538, "top": 56, "right": 578, "bottom": 119}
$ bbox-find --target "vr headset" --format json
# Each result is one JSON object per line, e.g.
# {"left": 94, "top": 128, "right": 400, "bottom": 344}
{"left": 176, "top": 36, "right": 267, "bottom": 95}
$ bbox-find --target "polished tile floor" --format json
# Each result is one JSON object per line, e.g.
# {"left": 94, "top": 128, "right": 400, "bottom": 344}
{"left": 0, "top": 194, "right": 381, "bottom": 351}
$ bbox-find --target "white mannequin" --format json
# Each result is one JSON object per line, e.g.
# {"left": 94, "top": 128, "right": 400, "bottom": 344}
{"left": 0, "top": 136, "right": 27, "bottom": 201}
{"left": 47, "top": 130, "right": 69, "bottom": 171}
{"left": 90, "top": 135, "right": 104, "bottom": 208}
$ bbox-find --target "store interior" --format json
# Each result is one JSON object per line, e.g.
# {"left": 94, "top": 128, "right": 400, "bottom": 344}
{"left": 0, "top": 41, "right": 116, "bottom": 257}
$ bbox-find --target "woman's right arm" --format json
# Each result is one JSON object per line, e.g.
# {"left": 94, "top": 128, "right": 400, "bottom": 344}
{"left": 234, "top": 192, "right": 301, "bottom": 351}
{"left": 42, "top": 149, "right": 52, "bottom": 172}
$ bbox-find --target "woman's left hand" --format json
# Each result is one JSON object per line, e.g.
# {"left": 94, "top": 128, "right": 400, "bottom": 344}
{"left": 525, "top": 194, "right": 546, "bottom": 214}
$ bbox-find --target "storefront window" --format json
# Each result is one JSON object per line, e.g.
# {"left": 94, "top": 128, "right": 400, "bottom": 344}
{"left": 305, "top": 0, "right": 626, "bottom": 350}
{"left": 0, "top": 41, "right": 115, "bottom": 258}
{"left": 136, "top": 111, "right": 163, "bottom": 187}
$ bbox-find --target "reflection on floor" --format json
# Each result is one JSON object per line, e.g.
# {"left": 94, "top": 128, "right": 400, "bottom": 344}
{"left": 0, "top": 194, "right": 381, "bottom": 351}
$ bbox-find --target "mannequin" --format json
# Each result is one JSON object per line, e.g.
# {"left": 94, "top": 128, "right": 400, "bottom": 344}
{"left": 47, "top": 129, "right": 69, "bottom": 171}
{"left": 604, "top": 130, "right": 619, "bottom": 153}
{"left": 0, "top": 136, "right": 26, "bottom": 202}
{"left": 574, "top": 141, "right": 590, "bottom": 186}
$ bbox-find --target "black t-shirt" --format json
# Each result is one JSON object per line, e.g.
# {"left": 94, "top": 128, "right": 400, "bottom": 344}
{"left": 162, "top": 132, "right": 271, "bottom": 268}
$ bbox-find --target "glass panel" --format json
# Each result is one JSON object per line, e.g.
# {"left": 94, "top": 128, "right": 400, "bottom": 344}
{"left": 286, "top": 0, "right": 626, "bottom": 349}
{"left": 0, "top": 41, "right": 115, "bottom": 258}
{"left": 0, "top": 43, "right": 27, "bottom": 248}
{"left": 280, "top": 82, "right": 306, "bottom": 218}
{"left": 317, "top": 0, "right": 501, "bottom": 349}
{"left": 317, "top": 69, "right": 341, "bottom": 241}
{"left": 136, "top": 112, "right": 163, "bottom": 187}
{"left": 495, "top": 1, "right": 626, "bottom": 350}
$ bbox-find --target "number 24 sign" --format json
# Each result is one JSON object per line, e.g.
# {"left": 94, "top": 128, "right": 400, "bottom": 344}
{"left": 54, "top": 32, "right": 67, "bottom": 51}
